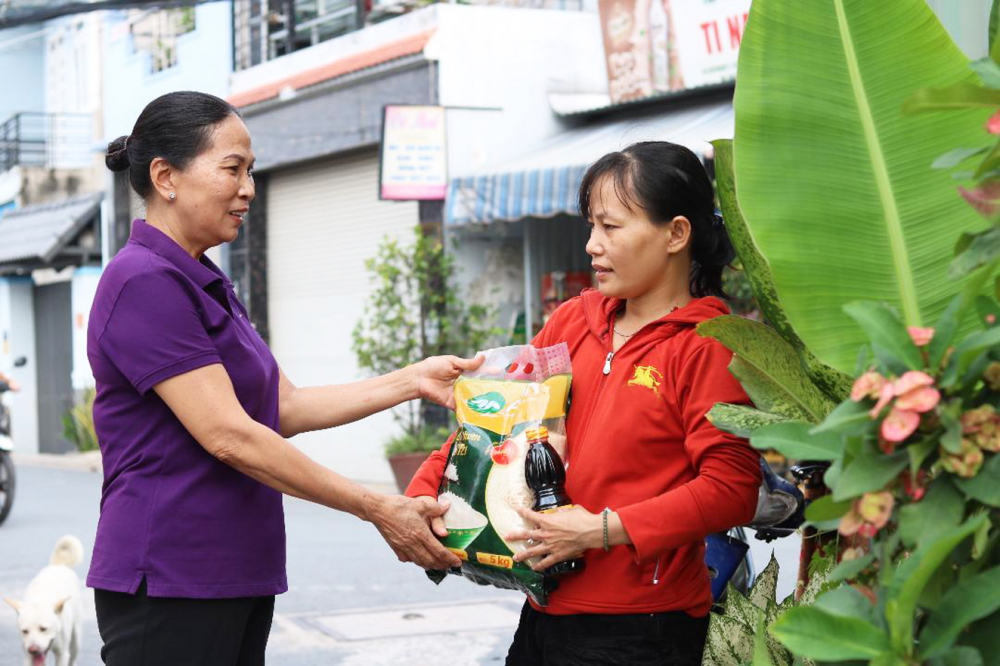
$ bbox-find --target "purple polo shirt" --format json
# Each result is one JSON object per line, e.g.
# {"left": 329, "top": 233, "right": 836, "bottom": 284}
{"left": 86, "top": 220, "right": 287, "bottom": 599}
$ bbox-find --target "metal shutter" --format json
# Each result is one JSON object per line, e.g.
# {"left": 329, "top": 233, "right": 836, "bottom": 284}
{"left": 267, "top": 150, "right": 418, "bottom": 484}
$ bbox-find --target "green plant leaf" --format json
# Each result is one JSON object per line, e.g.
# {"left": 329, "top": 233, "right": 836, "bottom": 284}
{"left": 843, "top": 302, "right": 923, "bottom": 373}
{"left": 992, "top": 0, "right": 1000, "bottom": 65}
{"left": 907, "top": 436, "right": 937, "bottom": 476}
{"left": 804, "top": 495, "right": 853, "bottom": 522}
{"left": 904, "top": 83, "right": 1000, "bottom": 112}
{"left": 954, "top": 453, "right": 1000, "bottom": 507}
{"left": 932, "top": 146, "right": 988, "bottom": 169}
{"left": 919, "top": 565, "right": 1000, "bottom": 659}
{"left": 974, "top": 58, "right": 1000, "bottom": 89}
{"left": 941, "top": 325, "right": 1000, "bottom": 388}
{"left": 813, "top": 585, "right": 880, "bottom": 626}
{"left": 712, "top": 139, "right": 852, "bottom": 402}
{"left": 929, "top": 265, "right": 997, "bottom": 370}
{"left": 948, "top": 228, "right": 1000, "bottom": 279}
{"left": 929, "top": 647, "right": 984, "bottom": 666}
{"left": 832, "top": 445, "right": 908, "bottom": 501}
{"left": 736, "top": 0, "right": 993, "bottom": 375}
{"left": 751, "top": 422, "right": 844, "bottom": 461}
{"left": 810, "top": 399, "right": 874, "bottom": 437}
{"left": 706, "top": 403, "right": 790, "bottom": 438}
{"left": 976, "top": 294, "right": 1000, "bottom": 328}
{"left": 940, "top": 410, "right": 964, "bottom": 455}
{"left": 771, "top": 606, "right": 891, "bottom": 660}
{"left": 829, "top": 552, "right": 875, "bottom": 583}
{"left": 725, "top": 581, "right": 766, "bottom": 630}
{"left": 706, "top": 607, "right": 755, "bottom": 665}
{"left": 699, "top": 316, "right": 836, "bottom": 421}
{"left": 958, "top": 610, "right": 1000, "bottom": 660}
{"left": 749, "top": 554, "right": 780, "bottom": 612}
{"left": 885, "top": 513, "right": 990, "bottom": 655}
{"left": 898, "top": 478, "right": 964, "bottom": 548}
{"left": 752, "top": 618, "right": 774, "bottom": 666}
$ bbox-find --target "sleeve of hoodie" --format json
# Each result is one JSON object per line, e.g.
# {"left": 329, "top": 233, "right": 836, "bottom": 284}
{"left": 404, "top": 305, "right": 569, "bottom": 499}
{"left": 615, "top": 338, "right": 762, "bottom": 563}
{"left": 404, "top": 430, "right": 458, "bottom": 498}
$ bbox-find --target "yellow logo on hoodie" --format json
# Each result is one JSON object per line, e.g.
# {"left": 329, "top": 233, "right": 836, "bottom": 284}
{"left": 627, "top": 365, "right": 663, "bottom": 396}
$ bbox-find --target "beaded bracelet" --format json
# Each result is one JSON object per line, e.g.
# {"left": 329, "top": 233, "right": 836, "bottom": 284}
{"left": 602, "top": 508, "right": 611, "bottom": 552}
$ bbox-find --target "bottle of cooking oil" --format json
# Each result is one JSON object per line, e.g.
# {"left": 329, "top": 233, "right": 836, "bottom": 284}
{"left": 524, "top": 426, "right": 585, "bottom": 576}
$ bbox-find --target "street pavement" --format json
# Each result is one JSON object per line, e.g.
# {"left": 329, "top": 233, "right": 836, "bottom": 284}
{"left": 0, "top": 462, "right": 799, "bottom": 665}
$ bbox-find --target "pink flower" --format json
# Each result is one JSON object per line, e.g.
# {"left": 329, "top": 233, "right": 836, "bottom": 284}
{"left": 851, "top": 371, "right": 888, "bottom": 402}
{"left": 987, "top": 110, "right": 1000, "bottom": 134}
{"left": 870, "top": 382, "right": 896, "bottom": 418}
{"left": 894, "top": 386, "right": 940, "bottom": 413}
{"left": 893, "top": 371, "right": 935, "bottom": 395}
{"left": 882, "top": 407, "right": 920, "bottom": 442}
{"left": 839, "top": 492, "right": 894, "bottom": 538}
{"left": 987, "top": 314, "right": 997, "bottom": 325}
{"left": 907, "top": 327, "right": 935, "bottom": 347}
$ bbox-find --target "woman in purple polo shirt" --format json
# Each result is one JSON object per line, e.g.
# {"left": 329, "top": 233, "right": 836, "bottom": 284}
{"left": 88, "top": 91, "right": 475, "bottom": 666}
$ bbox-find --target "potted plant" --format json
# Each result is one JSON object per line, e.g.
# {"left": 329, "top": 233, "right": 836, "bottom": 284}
{"left": 687, "top": 0, "right": 1000, "bottom": 660}
{"left": 353, "top": 226, "right": 501, "bottom": 492}
{"left": 383, "top": 426, "right": 455, "bottom": 494}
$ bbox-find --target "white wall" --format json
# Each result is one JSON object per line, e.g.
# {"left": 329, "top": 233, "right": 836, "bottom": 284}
{"left": 432, "top": 5, "right": 606, "bottom": 177}
{"left": 0, "top": 279, "right": 39, "bottom": 454}
{"left": 102, "top": 2, "right": 233, "bottom": 143}
{"left": 926, "top": 0, "right": 991, "bottom": 58}
{"left": 0, "top": 26, "right": 46, "bottom": 120}
{"left": 70, "top": 267, "right": 101, "bottom": 391}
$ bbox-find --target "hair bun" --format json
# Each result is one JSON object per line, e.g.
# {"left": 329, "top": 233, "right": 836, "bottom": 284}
{"left": 105, "top": 135, "right": 131, "bottom": 172}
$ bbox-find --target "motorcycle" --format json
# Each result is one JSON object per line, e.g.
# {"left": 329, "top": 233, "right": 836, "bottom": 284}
{"left": 706, "top": 457, "right": 807, "bottom": 603}
{"left": 0, "top": 355, "right": 27, "bottom": 526}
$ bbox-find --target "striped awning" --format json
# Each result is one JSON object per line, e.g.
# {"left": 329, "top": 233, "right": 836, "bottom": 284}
{"left": 446, "top": 100, "right": 733, "bottom": 227}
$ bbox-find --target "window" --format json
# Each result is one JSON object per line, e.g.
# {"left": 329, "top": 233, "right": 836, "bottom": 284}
{"left": 128, "top": 7, "right": 197, "bottom": 73}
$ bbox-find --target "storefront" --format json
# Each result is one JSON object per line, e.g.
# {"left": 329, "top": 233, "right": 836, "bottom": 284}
{"left": 446, "top": 91, "right": 735, "bottom": 341}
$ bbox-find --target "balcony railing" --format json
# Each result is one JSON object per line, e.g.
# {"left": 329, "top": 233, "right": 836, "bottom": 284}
{"left": 0, "top": 113, "right": 94, "bottom": 173}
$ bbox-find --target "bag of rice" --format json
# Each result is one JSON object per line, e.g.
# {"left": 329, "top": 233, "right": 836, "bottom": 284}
{"left": 428, "top": 343, "right": 572, "bottom": 606}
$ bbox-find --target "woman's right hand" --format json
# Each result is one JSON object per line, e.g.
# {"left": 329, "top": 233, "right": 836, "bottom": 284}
{"left": 366, "top": 494, "right": 461, "bottom": 571}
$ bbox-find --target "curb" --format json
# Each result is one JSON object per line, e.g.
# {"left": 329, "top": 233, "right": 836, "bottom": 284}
{"left": 11, "top": 451, "right": 103, "bottom": 473}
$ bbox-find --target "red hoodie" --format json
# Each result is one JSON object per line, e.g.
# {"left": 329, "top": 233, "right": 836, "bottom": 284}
{"left": 407, "top": 290, "right": 761, "bottom": 616}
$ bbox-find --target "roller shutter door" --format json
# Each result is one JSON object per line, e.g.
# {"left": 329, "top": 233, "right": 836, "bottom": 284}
{"left": 267, "top": 150, "right": 418, "bottom": 483}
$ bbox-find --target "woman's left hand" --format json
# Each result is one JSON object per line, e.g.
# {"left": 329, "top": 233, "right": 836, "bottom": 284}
{"left": 506, "top": 506, "right": 602, "bottom": 571}
{"left": 411, "top": 355, "right": 485, "bottom": 409}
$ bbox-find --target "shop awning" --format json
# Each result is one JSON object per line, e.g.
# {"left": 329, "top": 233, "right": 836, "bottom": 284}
{"left": 0, "top": 192, "right": 103, "bottom": 268}
{"left": 446, "top": 100, "right": 733, "bottom": 227}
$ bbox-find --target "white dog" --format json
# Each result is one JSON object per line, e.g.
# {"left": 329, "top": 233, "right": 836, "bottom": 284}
{"left": 5, "top": 536, "right": 84, "bottom": 666}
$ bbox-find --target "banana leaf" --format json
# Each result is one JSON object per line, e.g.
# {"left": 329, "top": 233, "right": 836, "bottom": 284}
{"left": 733, "top": 0, "right": 994, "bottom": 374}
{"left": 714, "top": 140, "right": 852, "bottom": 402}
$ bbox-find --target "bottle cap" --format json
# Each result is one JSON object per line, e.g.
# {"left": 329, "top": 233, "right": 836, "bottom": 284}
{"left": 524, "top": 426, "right": 549, "bottom": 442}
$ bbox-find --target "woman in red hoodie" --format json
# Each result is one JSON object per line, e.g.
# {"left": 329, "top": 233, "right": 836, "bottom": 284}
{"left": 407, "top": 141, "right": 762, "bottom": 665}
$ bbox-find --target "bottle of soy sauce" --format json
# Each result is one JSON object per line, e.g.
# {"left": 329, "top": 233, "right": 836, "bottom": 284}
{"left": 524, "top": 426, "right": 585, "bottom": 576}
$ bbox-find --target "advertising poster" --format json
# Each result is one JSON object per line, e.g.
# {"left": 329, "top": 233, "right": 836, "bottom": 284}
{"left": 597, "top": 0, "right": 752, "bottom": 104}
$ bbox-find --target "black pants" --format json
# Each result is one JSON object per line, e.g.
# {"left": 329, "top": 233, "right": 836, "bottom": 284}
{"left": 95, "top": 579, "right": 274, "bottom": 666}
{"left": 505, "top": 602, "right": 709, "bottom": 666}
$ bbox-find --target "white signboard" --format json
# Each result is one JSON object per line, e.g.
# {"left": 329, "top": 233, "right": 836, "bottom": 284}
{"left": 379, "top": 105, "right": 448, "bottom": 201}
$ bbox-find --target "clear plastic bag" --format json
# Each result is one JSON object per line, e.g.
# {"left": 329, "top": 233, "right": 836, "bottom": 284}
{"left": 429, "top": 343, "right": 572, "bottom": 606}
